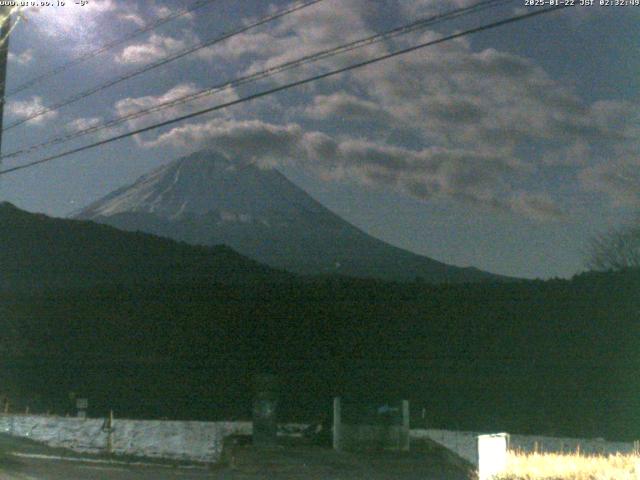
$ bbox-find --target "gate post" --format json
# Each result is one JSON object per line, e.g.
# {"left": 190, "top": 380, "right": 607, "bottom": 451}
{"left": 252, "top": 374, "right": 279, "bottom": 448}
{"left": 333, "top": 397, "right": 342, "bottom": 451}
{"left": 400, "top": 399, "right": 410, "bottom": 451}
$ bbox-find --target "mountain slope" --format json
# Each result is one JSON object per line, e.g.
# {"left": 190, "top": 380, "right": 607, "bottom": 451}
{"left": 0, "top": 202, "right": 289, "bottom": 292}
{"left": 76, "top": 150, "right": 506, "bottom": 283}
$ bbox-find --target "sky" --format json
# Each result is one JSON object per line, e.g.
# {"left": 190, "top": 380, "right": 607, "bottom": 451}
{"left": 0, "top": 0, "right": 637, "bottom": 279}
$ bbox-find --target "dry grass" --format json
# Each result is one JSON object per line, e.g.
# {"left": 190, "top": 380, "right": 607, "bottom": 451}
{"left": 495, "top": 451, "right": 640, "bottom": 480}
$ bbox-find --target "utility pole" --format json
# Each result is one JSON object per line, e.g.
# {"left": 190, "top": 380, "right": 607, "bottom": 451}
{"left": 0, "top": 6, "right": 11, "bottom": 159}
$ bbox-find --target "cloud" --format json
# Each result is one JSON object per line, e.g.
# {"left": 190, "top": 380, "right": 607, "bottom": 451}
{"left": 400, "top": 0, "right": 480, "bottom": 18}
{"left": 7, "top": 96, "right": 57, "bottom": 125}
{"left": 114, "top": 83, "right": 239, "bottom": 132}
{"left": 193, "top": 0, "right": 598, "bottom": 160}
{"left": 8, "top": 49, "right": 33, "bottom": 66}
{"left": 328, "top": 140, "right": 522, "bottom": 197}
{"left": 138, "top": 117, "right": 562, "bottom": 220}
{"left": 196, "top": 31, "right": 273, "bottom": 62}
{"left": 541, "top": 141, "right": 592, "bottom": 167}
{"left": 304, "top": 92, "right": 389, "bottom": 122}
{"left": 119, "top": 12, "right": 146, "bottom": 27}
{"left": 200, "top": 0, "right": 384, "bottom": 78}
{"left": 354, "top": 39, "right": 604, "bottom": 149}
{"left": 117, "top": 3, "right": 196, "bottom": 28}
{"left": 507, "top": 192, "right": 566, "bottom": 222}
{"left": 66, "top": 116, "right": 102, "bottom": 131}
{"left": 574, "top": 101, "right": 640, "bottom": 205}
{"left": 116, "top": 32, "right": 194, "bottom": 64}
{"left": 201, "top": 0, "right": 633, "bottom": 166}
{"left": 589, "top": 100, "right": 639, "bottom": 143}
{"left": 326, "top": 30, "right": 639, "bottom": 212}
{"left": 64, "top": 116, "right": 119, "bottom": 141}
{"left": 580, "top": 162, "right": 640, "bottom": 207}
{"left": 61, "top": 0, "right": 627, "bottom": 222}
{"left": 139, "top": 119, "right": 307, "bottom": 165}
{"left": 151, "top": 4, "right": 195, "bottom": 23}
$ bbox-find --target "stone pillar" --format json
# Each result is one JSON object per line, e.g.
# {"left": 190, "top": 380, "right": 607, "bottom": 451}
{"left": 400, "top": 399, "right": 410, "bottom": 451}
{"left": 76, "top": 398, "right": 88, "bottom": 419}
{"left": 252, "top": 374, "right": 278, "bottom": 448}
{"left": 332, "top": 397, "right": 342, "bottom": 451}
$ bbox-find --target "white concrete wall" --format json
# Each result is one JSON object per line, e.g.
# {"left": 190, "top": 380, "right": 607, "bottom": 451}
{"left": 411, "top": 428, "right": 482, "bottom": 465}
{"left": 2, "top": 414, "right": 634, "bottom": 468}
{"left": 0, "top": 414, "right": 251, "bottom": 463}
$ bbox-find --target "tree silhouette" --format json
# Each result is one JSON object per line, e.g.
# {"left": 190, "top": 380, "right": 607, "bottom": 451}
{"left": 587, "top": 223, "right": 640, "bottom": 271}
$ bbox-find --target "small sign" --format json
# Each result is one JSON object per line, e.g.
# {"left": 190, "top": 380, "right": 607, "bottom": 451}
{"left": 76, "top": 398, "right": 88, "bottom": 409}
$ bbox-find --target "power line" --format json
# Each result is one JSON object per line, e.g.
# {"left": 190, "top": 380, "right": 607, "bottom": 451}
{"left": 2, "top": 0, "right": 219, "bottom": 98}
{"left": 2, "top": 0, "right": 327, "bottom": 131}
{"left": 0, "top": 0, "right": 512, "bottom": 161}
{"left": 0, "top": 0, "right": 509, "bottom": 159}
{"left": 0, "top": 5, "right": 570, "bottom": 177}
{"left": 0, "top": 6, "right": 12, "bottom": 159}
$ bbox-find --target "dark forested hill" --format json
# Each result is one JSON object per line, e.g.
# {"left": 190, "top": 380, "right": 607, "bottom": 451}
{"left": 1, "top": 263, "right": 638, "bottom": 441}
{"left": 0, "top": 201, "right": 290, "bottom": 292}
{"left": 1, "top": 201, "right": 637, "bottom": 441}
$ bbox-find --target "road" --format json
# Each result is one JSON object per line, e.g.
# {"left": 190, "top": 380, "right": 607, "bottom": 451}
{"left": 0, "top": 433, "right": 471, "bottom": 479}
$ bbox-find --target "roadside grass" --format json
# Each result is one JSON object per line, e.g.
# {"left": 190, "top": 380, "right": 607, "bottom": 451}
{"left": 495, "top": 451, "right": 640, "bottom": 480}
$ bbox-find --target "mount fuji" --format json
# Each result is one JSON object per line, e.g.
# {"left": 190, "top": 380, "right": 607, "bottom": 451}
{"left": 75, "top": 150, "right": 505, "bottom": 283}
